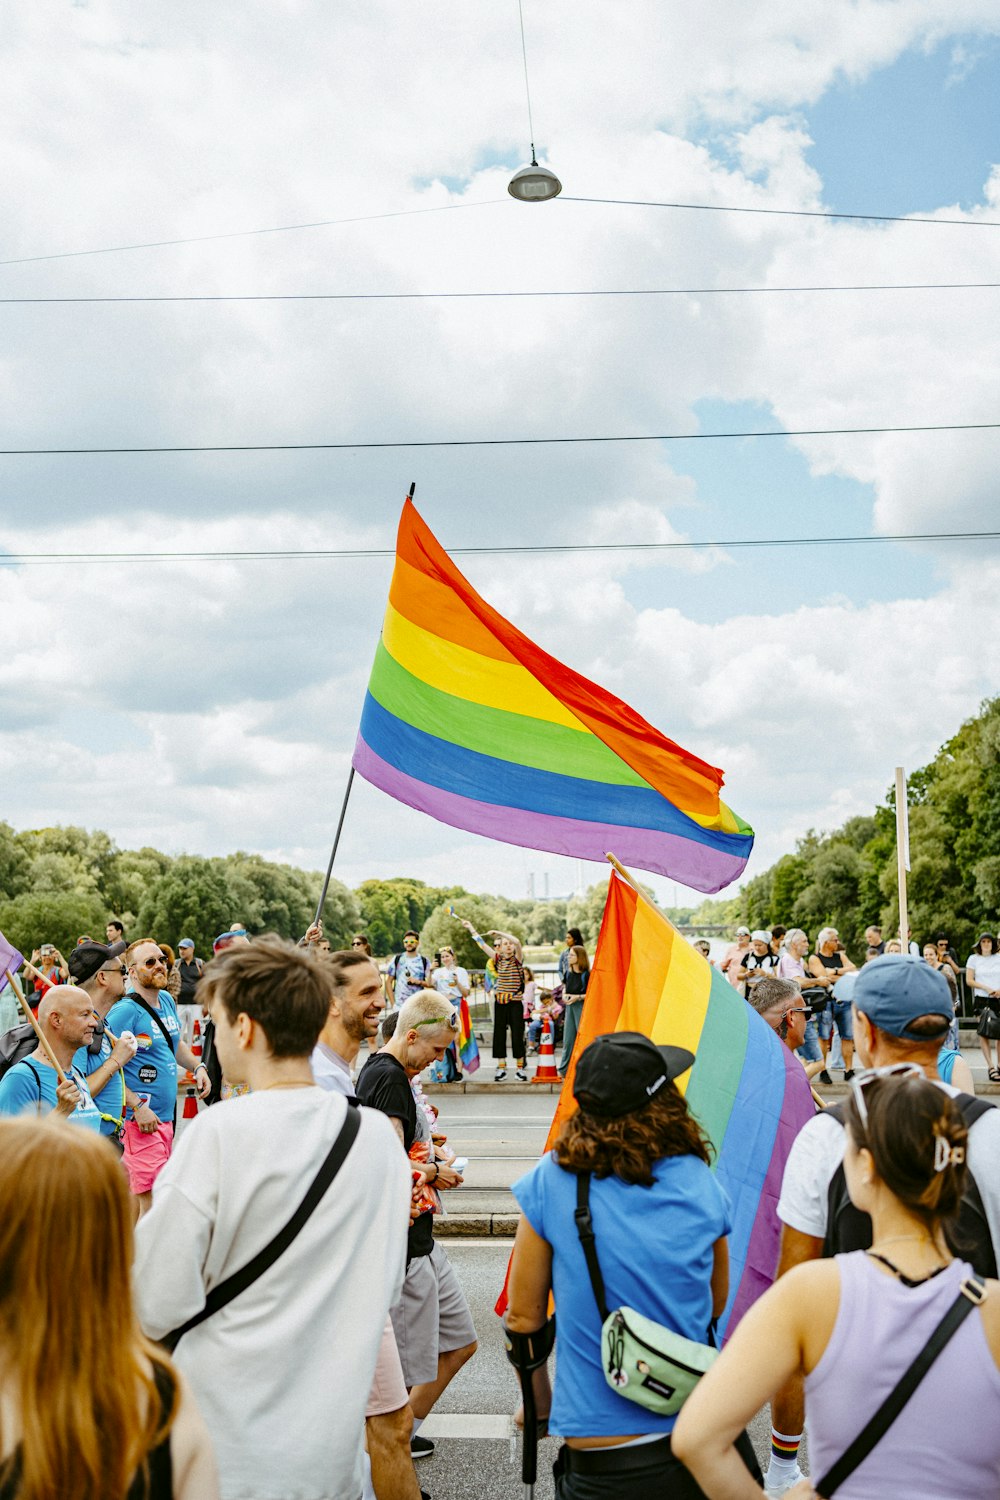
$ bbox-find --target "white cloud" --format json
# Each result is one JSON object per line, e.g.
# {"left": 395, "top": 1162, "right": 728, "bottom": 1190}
{"left": 2, "top": 2, "right": 1000, "bottom": 902}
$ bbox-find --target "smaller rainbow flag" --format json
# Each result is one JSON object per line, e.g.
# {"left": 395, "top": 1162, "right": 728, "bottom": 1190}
{"left": 498, "top": 870, "right": 814, "bottom": 1333}
{"left": 353, "top": 499, "right": 753, "bottom": 893}
{"left": 457, "top": 995, "right": 480, "bottom": 1074}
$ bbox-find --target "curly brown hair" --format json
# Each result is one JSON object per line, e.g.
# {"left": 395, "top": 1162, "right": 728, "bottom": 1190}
{"left": 554, "top": 1083, "right": 712, "bottom": 1186}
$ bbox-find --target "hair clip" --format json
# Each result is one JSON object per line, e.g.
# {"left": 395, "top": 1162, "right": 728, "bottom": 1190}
{"left": 933, "top": 1135, "right": 965, "bottom": 1173}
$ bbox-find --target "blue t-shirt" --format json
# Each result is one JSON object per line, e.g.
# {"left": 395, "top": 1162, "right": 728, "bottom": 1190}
{"left": 387, "top": 952, "right": 430, "bottom": 1007}
{"left": 513, "top": 1151, "right": 732, "bottom": 1437}
{"left": 0, "top": 1057, "right": 102, "bottom": 1132}
{"left": 106, "top": 991, "right": 180, "bottom": 1122}
{"left": 73, "top": 1028, "right": 127, "bottom": 1136}
{"left": 937, "top": 1047, "right": 960, "bottom": 1086}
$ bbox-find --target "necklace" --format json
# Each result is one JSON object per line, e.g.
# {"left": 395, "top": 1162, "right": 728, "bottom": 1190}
{"left": 868, "top": 1233, "right": 932, "bottom": 1251}
{"left": 257, "top": 1080, "right": 313, "bottom": 1091}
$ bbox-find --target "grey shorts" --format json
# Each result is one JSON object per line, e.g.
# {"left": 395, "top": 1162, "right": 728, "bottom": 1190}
{"left": 390, "top": 1241, "right": 477, "bottom": 1387}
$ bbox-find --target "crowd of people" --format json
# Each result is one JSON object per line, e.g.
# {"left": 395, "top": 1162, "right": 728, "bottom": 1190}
{"left": 712, "top": 920, "right": 1000, "bottom": 1087}
{"left": 1, "top": 909, "right": 999, "bottom": 1499}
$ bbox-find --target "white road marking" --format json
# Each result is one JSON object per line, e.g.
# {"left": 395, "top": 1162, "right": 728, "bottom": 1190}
{"left": 420, "top": 1413, "right": 516, "bottom": 1440}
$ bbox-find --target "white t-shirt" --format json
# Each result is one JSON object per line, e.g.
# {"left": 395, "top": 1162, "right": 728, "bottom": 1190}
{"left": 311, "top": 1042, "right": 355, "bottom": 1098}
{"left": 135, "top": 1089, "right": 409, "bottom": 1500}
{"left": 967, "top": 952, "right": 1000, "bottom": 998}
{"left": 432, "top": 965, "right": 469, "bottom": 1000}
{"left": 777, "top": 1083, "right": 1000, "bottom": 1260}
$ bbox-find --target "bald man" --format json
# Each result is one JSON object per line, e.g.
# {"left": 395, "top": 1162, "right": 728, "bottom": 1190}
{"left": 0, "top": 986, "right": 103, "bottom": 1129}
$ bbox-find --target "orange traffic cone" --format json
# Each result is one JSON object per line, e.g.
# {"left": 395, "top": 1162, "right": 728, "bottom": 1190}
{"left": 182, "top": 1088, "right": 198, "bottom": 1120}
{"left": 532, "top": 1018, "right": 560, "bottom": 1082}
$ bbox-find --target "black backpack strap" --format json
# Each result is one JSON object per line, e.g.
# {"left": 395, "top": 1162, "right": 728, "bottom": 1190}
{"left": 132, "top": 996, "right": 178, "bottom": 1055}
{"left": 816, "top": 1274, "right": 987, "bottom": 1497}
{"left": 23, "top": 1057, "right": 44, "bottom": 1105}
{"left": 574, "top": 1172, "right": 610, "bottom": 1323}
{"left": 162, "top": 1104, "right": 361, "bottom": 1353}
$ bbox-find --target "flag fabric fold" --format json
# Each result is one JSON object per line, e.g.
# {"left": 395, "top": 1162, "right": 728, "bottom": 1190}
{"left": 457, "top": 995, "right": 480, "bottom": 1074}
{"left": 0, "top": 931, "right": 24, "bottom": 994}
{"left": 353, "top": 499, "right": 753, "bottom": 893}
{"left": 498, "top": 871, "right": 815, "bottom": 1335}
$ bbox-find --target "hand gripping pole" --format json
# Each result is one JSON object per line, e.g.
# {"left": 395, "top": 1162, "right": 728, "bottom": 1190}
{"left": 503, "top": 1314, "right": 555, "bottom": 1497}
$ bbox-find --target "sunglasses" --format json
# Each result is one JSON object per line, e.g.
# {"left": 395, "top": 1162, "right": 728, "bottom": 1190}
{"left": 139, "top": 956, "right": 167, "bottom": 969}
{"left": 413, "top": 1011, "right": 459, "bottom": 1032}
{"left": 351, "top": 939, "right": 366, "bottom": 947}
{"left": 102, "top": 963, "right": 128, "bottom": 977}
{"left": 848, "top": 1062, "right": 923, "bottom": 1127}
{"left": 786, "top": 1006, "right": 811, "bottom": 1019}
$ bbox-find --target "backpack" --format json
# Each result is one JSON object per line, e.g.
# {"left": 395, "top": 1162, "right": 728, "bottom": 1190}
{"left": 0, "top": 1023, "right": 39, "bottom": 1081}
{"left": 824, "top": 1094, "right": 998, "bottom": 1279}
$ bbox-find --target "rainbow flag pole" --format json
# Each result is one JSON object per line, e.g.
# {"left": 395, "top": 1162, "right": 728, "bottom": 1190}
{"left": 496, "top": 853, "right": 815, "bottom": 1335}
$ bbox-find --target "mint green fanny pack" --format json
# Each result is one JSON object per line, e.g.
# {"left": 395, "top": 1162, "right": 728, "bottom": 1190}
{"left": 575, "top": 1172, "right": 718, "bottom": 1417}
{"left": 601, "top": 1304, "right": 718, "bottom": 1415}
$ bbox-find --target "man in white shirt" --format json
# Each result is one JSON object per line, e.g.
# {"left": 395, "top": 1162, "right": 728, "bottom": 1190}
{"left": 312, "top": 949, "right": 420, "bottom": 1500}
{"left": 135, "top": 937, "right": 410, "bottom": 1500}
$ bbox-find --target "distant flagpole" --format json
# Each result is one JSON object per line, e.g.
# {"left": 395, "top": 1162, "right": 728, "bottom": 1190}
{"left": 895, "top": 765, "right": 910, "bottom": 953}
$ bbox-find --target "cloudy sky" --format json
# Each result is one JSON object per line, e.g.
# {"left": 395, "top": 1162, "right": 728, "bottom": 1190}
{"left": 2, "top": 1, "right": 1000, "bottom": 905}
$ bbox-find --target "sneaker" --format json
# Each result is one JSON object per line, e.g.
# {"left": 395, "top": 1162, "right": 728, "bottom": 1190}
{"left": 410, "top": 1434, "right": 435, "bottom": 1460}
{"left": 764, "top": 1465, "right": 807, "bottom": 1496}
{"left": 818, "top": 1069, "right": 832, "bottom": 1085}
{"left": 515, "top": 1068, "right": 528, "bottom": 1081}
{"left": 843, "top": 1068, "right": 855, "bottom": 1081}
{"left": 494, "top": 1068, "right": 507, "bottom": 1082}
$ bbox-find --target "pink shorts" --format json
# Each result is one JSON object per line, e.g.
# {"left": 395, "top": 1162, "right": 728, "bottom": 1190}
{"left": 122, "top": 1119, "right": 174, "bottom": 1195}
{"left": 366, "top": 1315, "right": 408, "bottom": 1417}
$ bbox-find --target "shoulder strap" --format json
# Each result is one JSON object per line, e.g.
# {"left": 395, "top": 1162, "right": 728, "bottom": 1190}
{"left": 131, "top": 995, "right": 177, "bottom": 1054}
{"left": 23, "top": 1057, "right": 44, "bottom": 1104}
{"left": 816, "top": 1275, "right": 987, "bottom": 1496}
{"left": 956, "top": 1092, "right": 995, "bottom": 1127}
{"left": 162, "top": 1104, "right": 361, "bottom": 1353}
{"left": 574, "top": 1172, "right": 610, "bottom": 1322}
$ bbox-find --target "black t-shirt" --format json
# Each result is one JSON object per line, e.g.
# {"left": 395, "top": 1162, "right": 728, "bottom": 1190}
{"left": 177, "top": 958, "right": 203, "bottom": 1004}
{"left": 357, "top": 1051, "right": 433, "bottom": 1259}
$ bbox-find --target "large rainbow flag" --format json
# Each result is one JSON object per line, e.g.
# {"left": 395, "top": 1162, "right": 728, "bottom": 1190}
{"left": 504, "top": 871, "right": 815, "bottom": 1334}
{"left": 352, "top": 500, "right": 753, "bottom": 892}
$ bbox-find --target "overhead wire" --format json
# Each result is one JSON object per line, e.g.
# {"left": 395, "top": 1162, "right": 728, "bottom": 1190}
{"left": 1, "top": 187, "right": 997, "bottom": 270}
{"left": 1, "top": 419, "right": 998, "bottom": 457}
{"left": 0, "top": 529, "right": 994, "bottom": 566}
{"left": 562, "top": 194, "right": 1000, "bottom": 229}
{"left": 3, "top": 281, "right": 1000, "bottom": 304}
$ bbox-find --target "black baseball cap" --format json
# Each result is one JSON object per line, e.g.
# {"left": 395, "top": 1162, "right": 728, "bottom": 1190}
{"left": 573, "top": 1032, "right": 695, "bottom": 1119}
{"left": 67, "top": 940, "right": 127, "bottom": 985}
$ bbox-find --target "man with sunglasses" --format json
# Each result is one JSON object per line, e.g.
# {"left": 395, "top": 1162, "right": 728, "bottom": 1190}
{"left": 108, "top": 938, "right": 212, "bottom": 1215}
{"left": 67, "top": 939, "right": 139, "bottom": 1150}
{"left": 763, "top": 955, "right": 1000, "bottom": 1496}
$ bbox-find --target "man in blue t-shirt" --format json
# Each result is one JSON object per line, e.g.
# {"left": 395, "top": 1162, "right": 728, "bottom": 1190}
{"left": 68, "top": 939, "right": 140, "bottom": 1148}
{"left": 0, "top": 985, "right": 102, "bottom": 1132}
{"left": 107, "top": 938, "right": 211, "bottom": 1213}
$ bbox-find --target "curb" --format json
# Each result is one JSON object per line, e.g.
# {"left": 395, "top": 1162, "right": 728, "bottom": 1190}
{"left": 435, "top": 1214, "right": 520, "bottom": 1238}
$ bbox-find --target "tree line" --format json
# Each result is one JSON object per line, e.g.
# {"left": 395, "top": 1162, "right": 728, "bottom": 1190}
{"left": 4, "top": 696, "right": 995, "bottom": 965}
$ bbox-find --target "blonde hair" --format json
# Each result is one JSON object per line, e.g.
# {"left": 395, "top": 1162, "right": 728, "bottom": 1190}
{"left": 396, "top": 989, "right": 459, "bottom": 1036}
{"left": 0, "top": 1119, "right": 179, "bottom": 1500}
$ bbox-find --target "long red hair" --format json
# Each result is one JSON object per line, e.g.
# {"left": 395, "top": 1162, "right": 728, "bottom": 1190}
{"left": 0, "top": 1118, "right": 180, "bottom": 1500}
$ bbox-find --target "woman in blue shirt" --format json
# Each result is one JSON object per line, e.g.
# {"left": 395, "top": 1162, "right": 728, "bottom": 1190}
{"left": 507, "top": 1031, "right": 761, "bottom": 1497}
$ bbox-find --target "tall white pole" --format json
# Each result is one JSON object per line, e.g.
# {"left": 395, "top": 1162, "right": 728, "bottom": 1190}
{"left": 895, "top": 766, "right": 910, "bottom": 953}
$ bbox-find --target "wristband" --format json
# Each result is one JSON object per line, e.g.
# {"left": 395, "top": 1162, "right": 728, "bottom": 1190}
{"left": 194, "top": 1063, "right": 208, "bottom": 1076}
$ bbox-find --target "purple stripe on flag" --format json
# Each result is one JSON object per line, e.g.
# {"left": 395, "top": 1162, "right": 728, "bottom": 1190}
{"left": 0, "top": 930, "right": 25, "bottom": 996}
{"left": 353, "top": 737, "right": 746, "bottom": 893}
{"left": 726, "top": 1051, "right": 815, "bottom": 1333}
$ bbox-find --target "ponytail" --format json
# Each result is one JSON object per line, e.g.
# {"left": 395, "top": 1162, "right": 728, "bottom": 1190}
{"left": 844, "top": 1075, "right": 968, "bottom": 1233}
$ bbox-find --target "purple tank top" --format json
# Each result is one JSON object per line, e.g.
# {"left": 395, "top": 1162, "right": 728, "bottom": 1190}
{"left": 806, "top": 1253, "right": 1000, "bottom": 1497}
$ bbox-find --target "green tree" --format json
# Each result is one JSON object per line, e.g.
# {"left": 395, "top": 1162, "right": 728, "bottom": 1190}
{"left": 522, "top": 900, "right": 568, "bottom": 945}
{"left": 0, "top": 890, "right": 107, "bottom": 958}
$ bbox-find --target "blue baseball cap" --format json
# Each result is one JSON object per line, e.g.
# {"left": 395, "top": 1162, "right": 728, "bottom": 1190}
{"left": 178, "top": 938, "right": 194, "bottom": 949}
{"left": 853, "top": 954, "right": 952, "bottom": 1040}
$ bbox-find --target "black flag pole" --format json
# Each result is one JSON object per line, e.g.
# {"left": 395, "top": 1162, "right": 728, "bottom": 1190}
{"left": 313, "top": 767, "right": 355, "bottom": 925}
{"left": 312, "top": 482, "right": 416, "bottom": 927}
